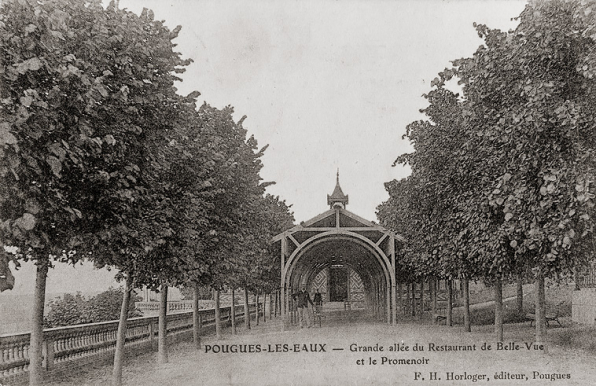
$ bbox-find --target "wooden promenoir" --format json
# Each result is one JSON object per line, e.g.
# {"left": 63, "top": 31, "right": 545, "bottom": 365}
{"left": 272, "top": 172, "right": 404, "bottom": 327}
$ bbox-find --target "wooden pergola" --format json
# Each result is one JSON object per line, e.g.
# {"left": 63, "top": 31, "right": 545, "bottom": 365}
{"left": 272, "top": 173, "right": 403, "bottom": 326}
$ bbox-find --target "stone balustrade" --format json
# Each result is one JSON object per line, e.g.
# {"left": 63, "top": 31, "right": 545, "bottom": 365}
{"left": 0, "top": 304, "right": 257, "bottom": 384}
{"left": 136, "top": 300, "right": 221, "bottom": 315}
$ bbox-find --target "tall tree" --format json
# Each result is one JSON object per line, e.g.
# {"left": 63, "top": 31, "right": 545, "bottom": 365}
{"left": 1, "top": 1, "right": 194, "bottom": 384}
{"left": 451, "top": 0, "right": 596, "bottom": 344}
{"left": 380, "top": 0, "right": 596, "bottom": 343}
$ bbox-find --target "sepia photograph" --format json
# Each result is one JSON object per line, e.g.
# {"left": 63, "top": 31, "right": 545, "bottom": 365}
{"left": 1, "top": 0, "right": 596, "bottom": 385}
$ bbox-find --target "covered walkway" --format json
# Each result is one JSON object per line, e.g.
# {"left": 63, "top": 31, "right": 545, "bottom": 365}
{"left": 273, "top": 173, "right": 404, "bottom": 328}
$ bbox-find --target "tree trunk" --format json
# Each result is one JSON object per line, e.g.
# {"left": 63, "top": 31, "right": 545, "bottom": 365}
{"left": 535, "top": 272, "right": 547, "bottom": 352}
{"left": 231, "top": 289, "right": 237, "bottom": 335}
{"left": 263, "top": 293, "right": 267, "bottom": 323}
{"left": 255, "top": 292, "right": 260, "bottom": 326}
{"left": 193, "top": 285, "right": 201, "bottom": 348}
{"left": 243, "top": 288, "right": 251, "bottom": 329}
{"left": 403, "top": 283, "right": 408, "bottom": 315}
{"left": 274, "top": 290, "right": 278, "bottom": 318}
{"left": 397, "top": 282, "right": 402, "bottom": 316}
{"left": 463, "top": 278, "right": 471, "bottom": 332}
{"left": 158, "top": 285, "right": 168, "bottom": 364}
{"left": 112, "top": 272, "right": 133, "bottom": 386}
{"left": 419, "top": 278, "right": 425, "bottom": 315}
{"left": 573, "top": 267, "right": 580, "bottom": 291}
{"left": 495, "top": 279, "right": 503, "bottom": 342}
{"left": 446, "top": 279, "right": 453, "bottom": 327}
{"left": 432, "top": 278, "right": 438, "bottom": 315}
{"left": 430, "top": 278, "right": 436, "bottom": 317}
{"left": 29, "top": 259, "right": 49, "bottom": 386}
{"left": 214, "top": 289, "right": 222, "bottom": 339}
{"left": 410, "top": 283, "right": 415, "bottom": 316}
{"left": 516, "top": 273, "right": 524, "bottom": 314}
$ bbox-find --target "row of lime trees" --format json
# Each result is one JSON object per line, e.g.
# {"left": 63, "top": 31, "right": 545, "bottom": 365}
{"left": 2, "top": 0, "right": 596, "bottom": 385}
{"left": 0, "top": 1, "right": 295, "bottom": 385}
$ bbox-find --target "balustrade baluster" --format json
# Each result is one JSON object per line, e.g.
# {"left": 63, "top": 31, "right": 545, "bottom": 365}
{"left": 0, "top": 309, "right": 228, "bottom": 383}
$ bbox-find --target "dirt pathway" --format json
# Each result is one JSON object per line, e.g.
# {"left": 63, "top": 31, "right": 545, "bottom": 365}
{"left": 46, "top": 310, "right": 596, "bottom": 386}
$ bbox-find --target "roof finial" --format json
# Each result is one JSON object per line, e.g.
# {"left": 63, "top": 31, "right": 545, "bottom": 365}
{"left": 328, "top": 169, "right": 348, "bottom": 209}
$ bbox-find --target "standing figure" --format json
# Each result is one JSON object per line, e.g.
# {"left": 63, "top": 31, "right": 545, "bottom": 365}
{"left": 294, "top": 286, "right": 314, "bottom": 328}
{"left": 313, "top": 290, "right": 323, "bottom": 314}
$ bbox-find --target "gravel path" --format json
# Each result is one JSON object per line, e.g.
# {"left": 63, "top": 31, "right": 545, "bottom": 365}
{"left": 46, "top": 310, "right": 595, "bottom": 386}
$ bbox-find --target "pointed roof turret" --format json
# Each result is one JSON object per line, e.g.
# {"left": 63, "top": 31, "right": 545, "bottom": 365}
{"left": 327, "top": 169, "right": 349, "bottom": 209}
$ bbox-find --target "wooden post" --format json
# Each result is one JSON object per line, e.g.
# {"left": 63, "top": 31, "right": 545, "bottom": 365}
{"left": 371, "top": 288, "right": 376, "bottom": 318}
{"left": 280, "top": 236, "right": 287, "bottom": 330}
{"left": 392, "top": 281, "right": 397, "bottom": 325}
{"left": 193, "top": 285, "right": 201, "bottom": 348}
{"left": 376, "top": 286, "right": 380, "bottom": 319}
{"left": 495, "top": 279, "right": 503, "bottom": 342}
{"left": 386, "top": 282, "right": 391, "bottom": 324}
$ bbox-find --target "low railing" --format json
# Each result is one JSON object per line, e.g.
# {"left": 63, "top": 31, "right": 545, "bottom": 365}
{"left": 0, "top": 304, "right": 257, "bottom": 384}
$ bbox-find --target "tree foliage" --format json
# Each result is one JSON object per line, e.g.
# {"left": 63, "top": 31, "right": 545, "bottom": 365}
{"left": 379, "top": 0, "right": 596, "bottom": 287}
{"left": 1, "top": 0, "right": 295, "bottom": 382}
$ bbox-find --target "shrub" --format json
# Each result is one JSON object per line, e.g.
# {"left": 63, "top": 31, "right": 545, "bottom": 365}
{"left": 44, "top": 292, "right": 89, "bottom": 328}
{"left": 43, "top": 287, "right": 142, "bottom": 328}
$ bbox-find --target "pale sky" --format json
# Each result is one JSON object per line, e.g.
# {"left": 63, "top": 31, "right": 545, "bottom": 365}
{"left": 6, "top": 0, "right": 527, "bottom": 296}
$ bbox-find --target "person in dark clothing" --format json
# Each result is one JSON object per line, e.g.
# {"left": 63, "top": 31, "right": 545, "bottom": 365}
{"left": 294, "top": 286, "right": 314, "bottom": 328}
{"left": 313, "top": 290, "right": 323, "bottom": 316}
{"left": 313, "top": 291, "right": 322, "bottom": 305}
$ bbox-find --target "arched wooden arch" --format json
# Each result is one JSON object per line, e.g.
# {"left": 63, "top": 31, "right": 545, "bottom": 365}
{"left": 272, "top": 207, "right": 404, "bottom": 327}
